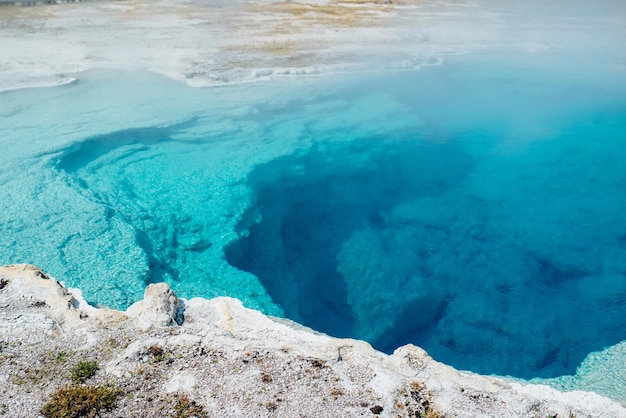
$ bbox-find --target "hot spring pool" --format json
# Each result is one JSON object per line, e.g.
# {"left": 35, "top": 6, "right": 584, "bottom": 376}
{"left": 1, "top": 52, "right": 625, "bottom": 398}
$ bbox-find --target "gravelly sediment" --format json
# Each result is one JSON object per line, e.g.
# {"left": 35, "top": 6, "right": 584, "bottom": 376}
{"left": 1, "top": 264, "right": 625, "bottom": 417}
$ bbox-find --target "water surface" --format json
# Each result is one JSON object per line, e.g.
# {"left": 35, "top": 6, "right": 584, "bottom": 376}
{"left": 1, "top": 52, "right": 625, "bottom": 397}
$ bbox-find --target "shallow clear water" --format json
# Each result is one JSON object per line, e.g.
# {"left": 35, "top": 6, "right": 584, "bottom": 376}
{"left": 1, "top": 53, "right": 626, "bottom": 393}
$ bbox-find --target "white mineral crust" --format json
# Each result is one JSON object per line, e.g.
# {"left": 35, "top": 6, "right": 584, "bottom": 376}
{"left": 0, "top": 264, "right": 624, "bottom": 417}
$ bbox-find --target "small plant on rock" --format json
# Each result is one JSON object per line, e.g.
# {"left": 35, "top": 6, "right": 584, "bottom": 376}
{"left": 41, "top": 385, "right": 120, "bottom": 418}
{"left": 148, "top": 345, "right": 166, "bottom": 362}
{"left": 70, "top": 360, "right": 99, "bottom": 383}
{"left": 395, "top": 380, "right": 444, "bottom": 418}
{"left": 172, "top": 393, "right": 207, "bottom": 418}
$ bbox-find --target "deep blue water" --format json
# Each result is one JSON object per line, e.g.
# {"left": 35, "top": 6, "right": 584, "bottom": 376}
{"left": 1, "top": 53, "right": 625, "bottom": 385}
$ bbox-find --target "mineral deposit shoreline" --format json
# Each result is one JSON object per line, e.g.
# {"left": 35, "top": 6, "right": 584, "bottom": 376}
{"left": 2, "top": 0, "right": 622, "bottom": 92}
{"left": 1, "top": 264, "right": 625, "bottom": 417}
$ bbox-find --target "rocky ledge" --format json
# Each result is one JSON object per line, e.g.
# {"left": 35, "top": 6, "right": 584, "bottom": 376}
{"left": 0, "top": 264, "right": 624, "bottom": 417}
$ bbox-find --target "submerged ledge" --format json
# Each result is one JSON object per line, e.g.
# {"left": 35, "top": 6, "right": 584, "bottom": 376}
{"left": 0, "top": 264, "right": 624, "bottom": 417}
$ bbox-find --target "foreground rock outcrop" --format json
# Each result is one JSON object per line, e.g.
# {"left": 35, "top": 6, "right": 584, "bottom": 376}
{"left": 0, "top": 264, "right": 624, "bottom": 417}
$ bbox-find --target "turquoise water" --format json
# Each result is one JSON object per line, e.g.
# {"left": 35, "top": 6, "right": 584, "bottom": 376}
{"left": 1, "top": 53, "right": 625, "bottom": 395}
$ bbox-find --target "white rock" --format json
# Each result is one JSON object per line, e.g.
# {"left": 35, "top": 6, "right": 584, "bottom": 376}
{"left": 2, "top": 264, "right": 625, "bottom": 417}
{"left": 126, "top": 283, "right": 182, "bottom": 330}
{"left": 166, "top": 372, "right": 197, "bottom": 394}
{"left": 168, "top": 333, "right": 202, "bottom": 349}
